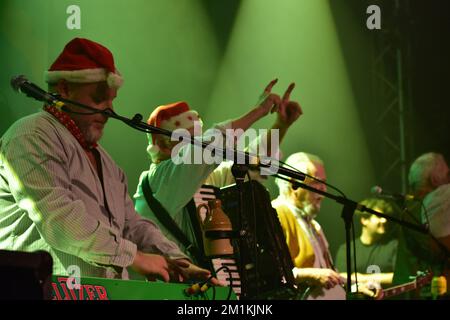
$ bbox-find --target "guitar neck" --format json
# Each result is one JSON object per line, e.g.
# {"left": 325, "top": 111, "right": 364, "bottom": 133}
{"left": 383, "top": 281, "right": 416, "bottom": 298}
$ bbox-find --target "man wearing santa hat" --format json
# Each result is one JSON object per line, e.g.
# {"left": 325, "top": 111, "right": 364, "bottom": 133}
{"left": 134, "top": 80, "right": 302, "bottom": 267}
{"left": 0, "top": 38, "right": 219, "bottom": 285}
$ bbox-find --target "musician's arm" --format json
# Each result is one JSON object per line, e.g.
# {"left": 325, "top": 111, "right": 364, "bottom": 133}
{"left": 294, "top": 267, "right": 344, "bottom": 288}
{"left": 339, "top": 272, "right": 394, "bottom": 286}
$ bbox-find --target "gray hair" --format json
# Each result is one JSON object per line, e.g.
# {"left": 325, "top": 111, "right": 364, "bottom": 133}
{"left": 275, "top": 152, "right": 324, "bottom": 196}
{"left": 408, "top": 152, "right": 448, "bottom": 194}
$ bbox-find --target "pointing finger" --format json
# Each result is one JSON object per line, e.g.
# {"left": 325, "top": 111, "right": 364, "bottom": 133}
{"left": 263, "top": 78, "right": 278, "bottom": 94}
{"left": 282, "top": 82, "right": 295, "bottom": 103}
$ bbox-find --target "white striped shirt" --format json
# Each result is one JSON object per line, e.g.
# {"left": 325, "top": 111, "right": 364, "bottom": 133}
{"left": 0, "top": 111, "right": 187, "bottom": 278}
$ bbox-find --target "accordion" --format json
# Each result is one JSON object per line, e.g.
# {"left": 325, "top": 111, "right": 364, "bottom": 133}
{"left": 193, "top": 180, "right": 298, "bottom": 299}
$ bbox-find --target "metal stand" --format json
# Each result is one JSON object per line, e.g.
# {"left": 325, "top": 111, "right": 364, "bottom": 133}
{"left": 230, "top": 164, "right": 250, "bottom": 299}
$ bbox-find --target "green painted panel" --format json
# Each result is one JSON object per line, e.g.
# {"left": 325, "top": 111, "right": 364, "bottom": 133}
{"left": 51, "top": 275, "right": 236, "bottom": 300}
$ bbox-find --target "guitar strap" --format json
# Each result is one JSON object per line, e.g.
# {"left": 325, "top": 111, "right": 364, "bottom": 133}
{"left": 142, "top": 173, "right": 208, "bottom": 267}
{"left": 185, "top": 198, "right": 213, "bottom": 270}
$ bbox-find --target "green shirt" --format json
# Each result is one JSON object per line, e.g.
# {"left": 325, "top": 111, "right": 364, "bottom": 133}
{"left": 335, "top": 238, "right": 398, "bottom": 274}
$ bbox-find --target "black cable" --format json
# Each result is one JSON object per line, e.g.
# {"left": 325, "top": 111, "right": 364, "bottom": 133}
{"left": 278, "top": 160, "right": 347, "bottom": 198}
{"left": 200, "top": 266, "right": 234, "bottom": 300}
{"left": 61, "top": 106, "right": 103, "bottom": 115}
{"left": 55, "top": 95, "right": 109, "bottom": 115}
{"left": 351, "top": 219, "right": 358, "bottom": 294}
{"left": 210, "top": 265, "right": 234, "bottom": 300}
{"left": 399, "top": 198, "right": 424, "bottom": 225}
{"left": 57, "top": 102, "right": 156, "bottom": 137}
{"left": 185, "top": 266, "right": 233, "bottom": 300}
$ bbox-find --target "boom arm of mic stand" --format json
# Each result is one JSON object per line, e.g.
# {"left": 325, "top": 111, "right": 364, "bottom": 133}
{"left": 286, "top": 178, "right": 429, "bottom": 234}
{"left": 12, "top": 79, "right": 293, "bottom": 170}
{"left": 52, "top": 95, "right": 282, "bottom": 167}
{"left": 53, "top": 95, "right": 176, "bottom": 138}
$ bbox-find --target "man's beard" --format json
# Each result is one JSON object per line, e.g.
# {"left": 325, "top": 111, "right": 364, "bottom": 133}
{"left": 302, "top": 202, "right": 319, "bottom": 220}
{"left": 83, "top": 125, "right": 103, "bottom": 145}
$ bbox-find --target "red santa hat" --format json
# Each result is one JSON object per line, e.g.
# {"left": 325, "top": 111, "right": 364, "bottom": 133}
{"left": 45, "top": 37, "right": 123, "bottom": 88}
{"left": 146, "top": 101, "right": 202, "bottom": 158}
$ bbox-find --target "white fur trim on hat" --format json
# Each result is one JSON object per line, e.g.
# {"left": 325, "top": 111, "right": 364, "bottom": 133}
{"left": 106, "top": 72, "right": 123, "bottom": 88}
{"left": 45, "top": 68, "right": 123, "bottom": 88}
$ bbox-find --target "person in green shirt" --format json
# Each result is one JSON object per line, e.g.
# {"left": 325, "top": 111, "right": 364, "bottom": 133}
{"left": 335, "top": 197, "right": 399, "bottom": 288}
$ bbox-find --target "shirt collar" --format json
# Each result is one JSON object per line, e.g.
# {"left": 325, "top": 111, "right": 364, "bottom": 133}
{"left": 44, "top": 105, "right": 98, "bottom": 150}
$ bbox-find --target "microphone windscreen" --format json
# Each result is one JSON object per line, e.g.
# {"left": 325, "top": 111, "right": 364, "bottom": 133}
{"left": 10, "top": 75, "right": 27, "bottom": 92}
{"left": 370, "top": 185, "right": 383, "bottom": 195}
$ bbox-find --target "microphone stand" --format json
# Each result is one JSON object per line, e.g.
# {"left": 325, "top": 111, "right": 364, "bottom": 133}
{"left": 274, "top": 175, "right": 429, "bottom": 299}
{"left": 230, "top": 163, "right": 250, "bottom": 299}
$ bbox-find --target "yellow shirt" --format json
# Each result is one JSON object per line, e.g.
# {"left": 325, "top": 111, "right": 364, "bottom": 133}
{"left": 272, "top": 199, "right": 316, "bottom": 268}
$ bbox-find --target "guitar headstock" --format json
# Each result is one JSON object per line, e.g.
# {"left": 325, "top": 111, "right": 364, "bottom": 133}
{"left": 414, "top": 270, "right": 434, "bottom": 288}
{"left": 383, "top": 270, "right": 435, "bottom": 299}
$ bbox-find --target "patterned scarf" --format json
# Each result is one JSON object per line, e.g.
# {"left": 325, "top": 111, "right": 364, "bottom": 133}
{"left": 44, "top": 105, "right": 98, "bottom": 149}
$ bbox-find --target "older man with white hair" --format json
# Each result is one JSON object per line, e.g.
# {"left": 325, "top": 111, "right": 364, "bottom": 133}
{"left": 272, "top": 152, "right": 347, "bottom": 299}
{"left": 273, "top": 152, "right": 383, "bottom": 299}
{"left": 393, "top": 152, "right": 450, "bottom": 298}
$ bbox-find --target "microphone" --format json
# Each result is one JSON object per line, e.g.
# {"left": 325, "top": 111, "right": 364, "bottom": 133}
{"left": 370, "top": 185, "right": 415, "bottom": 201}
{"left": 11, "top": 75, "right": 64, "bottom": 107}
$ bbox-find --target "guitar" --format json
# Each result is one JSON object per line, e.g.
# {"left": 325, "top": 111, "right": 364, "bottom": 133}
{"left": 304, "top": 284, "right": 347, "bottom": 300}
{"left": 303, "top": 271, "right": 433, "bottom": 300}
{"left": 380, "top": 271, "right": 433, "bottom": 299}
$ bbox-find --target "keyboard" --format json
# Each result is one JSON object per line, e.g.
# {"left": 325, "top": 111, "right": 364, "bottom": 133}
{"left": 51, "top": 275, "right": 236, "bottom": 300}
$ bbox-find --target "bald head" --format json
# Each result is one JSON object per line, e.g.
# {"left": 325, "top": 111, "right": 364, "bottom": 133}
{"left": 408, "top": 152, "right": 449, "bottom": 197}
